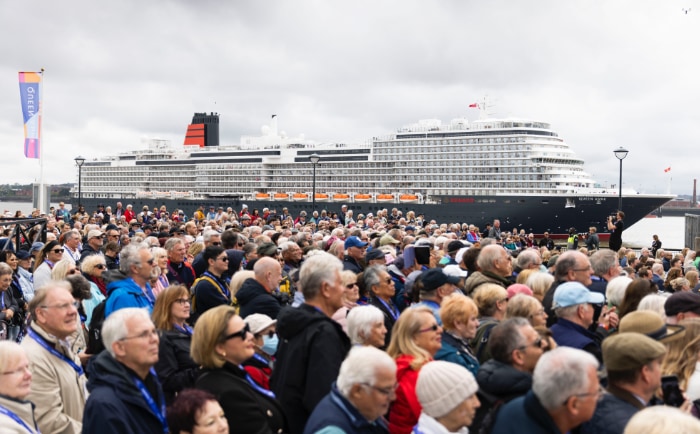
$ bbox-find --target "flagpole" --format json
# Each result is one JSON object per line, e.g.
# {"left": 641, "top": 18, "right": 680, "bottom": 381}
{"left": 38, "top": 68, "right": 45, "bottom": 213}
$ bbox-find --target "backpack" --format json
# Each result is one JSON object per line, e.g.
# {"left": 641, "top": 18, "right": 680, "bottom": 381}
{"left": 85, "top": 299, "right": 107, "bottom": 355}
{"left": 470, "top": 319, "right": 499, "bottom": 363}
{"left": 472, "top": 388, "right": 507, "bottom": 434}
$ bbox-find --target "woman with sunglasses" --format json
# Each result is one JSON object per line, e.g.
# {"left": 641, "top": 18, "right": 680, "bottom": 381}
{"left": 387, "top": 306, "right": 443, "bottom": 434}
{"left": 331, "top": 270, "right": 361, "bottom": 333}
{"left": 191, "top": 246, "right": 233, "bottom": 324}
{"left": 32, "top": 240, "right": 64, "bottom": 290}
{"left": 152, "top": 285, "right": 199, "bottom": 405}
{"left": 192, "top": 305, "right": 287, "bottom": 433}
{"left": 79, "top": 255, "right": 108, "bottom": 325}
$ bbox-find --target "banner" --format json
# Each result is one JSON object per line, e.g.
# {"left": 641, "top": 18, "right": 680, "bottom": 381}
{"left": 18, "top": 72, "right": 42, "bottom": 159}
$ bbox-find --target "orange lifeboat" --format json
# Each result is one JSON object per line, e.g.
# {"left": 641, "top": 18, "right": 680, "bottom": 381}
{"left": 332, "top": 193, "right": 350, "bottom": 202}
{"left": 314, "top": 193, "right": 329, "bottom": 202}
{"left": 354, "top": 194, "right": 372, "bottom": 202}
{"left": 293, "top": 193, "right": 309, "bottom": 201}
{"left": 399, "top": 194, "right": 420, "bottom": 203}
{"left": 273, "top": 193, "right": 289, "bottom": 200}
{"left": 256, "top": 192, "right": 271, "bottom": 200}
{"left": 376, "top": 194, "right": 394, "bottom": 202}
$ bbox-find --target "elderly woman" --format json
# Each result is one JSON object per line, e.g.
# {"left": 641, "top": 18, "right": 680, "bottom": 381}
{"left": 192, "top": 305, "right": 286, "bottom": 433}
{"left": 79, "top": 255, "right": 107, "bottom": 325}
{"left": 505, "top": 293, "right": 549, "bottom": 328}
{"left": 605, "top": 276, "right": 633, "bottom": 309}
{"left": 435, "top": 293, "right": 480, "bottom": 376}
{"left": 365, "top": 265, "right": 399, "bottom": 349}
{"left": 524, "top": 272, "right": 554, "bottom": 303}
{"left": 471, "top": 283, "right": 509, "bottom": 363}
{"left": 51, "top": 259, "right": 79, "bottom": 281}
{"left": 149, "top": 247, "right": 170, "bottom": 298}
{"left": 153, "top": 285, "right": 199, "bottom": 405}
{"left": 346, "top": 305, "right": 387, "bottom": 347}
{"left": 663, "top": 318, "right": 700, "bottom": 400}
{"left": 242, "top": 313, "right": 277, "bottom": 390}
{"left": 0, "top": 341, "right": 39, "bottom": 433}
{"left": 167, "top": 388, "right": 228, "bottom": 434}
{"left": 32, "top": 240, "right": 64, "bottom": 290}
{"left": 0, "top": 262, "right": 20, "bottom": 341}
{"left": 387, "top": 305, "right": 444, "bottom": 434}
{"left": 332, "top": 270, "right": 360, "bottom": 332}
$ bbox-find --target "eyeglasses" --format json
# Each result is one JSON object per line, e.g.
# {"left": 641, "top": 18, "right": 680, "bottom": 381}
{"left": 384, "top": 278, "right": 393, "bottom": 284}
{"left": 237, "top": 243, "right": 245, "bottom": 247}
{"left": 40, "top": 301, "right": 79, "bottom": 311}
{"left": 174, "top": 298, "right": 191, "bottom": 305}
{"left": 418, "top": 324, "right": 441, "bottom": 334}
{"left": 95, "top": 264, "right": 106, "bottom": 270}
{"left": 50, "top": 248, "right": 65, "bottom": 254}
{"left": 145, "top": 258, "right": 155, "bottom": 265}
{"left": 224, "top": 323, "right": 250, "bottom": 341}
{"left": 346, "top": 282, "right": 357, "bottom": 289}
{"left": 120, "top": 328, "right": 158, "bottom": 341}
{"left": 565, "top": 385, "right": 605, "bottom": 404}
{"left": 67, "top": 268, "right": 78, "bottom": 275}
{"left": 211, "top": 242, "right": 222, "bottom": 246}
{"left": 217, "top": 256, "right": 229, "bottom": 262}
{"left": 518, "top": 337, "right": 543, "bottom": 351}
{"left": 361, "top": 382, "right": 399, "bottom": 396}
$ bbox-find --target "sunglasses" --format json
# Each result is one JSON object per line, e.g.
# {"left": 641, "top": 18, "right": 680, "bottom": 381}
{"left": 95, "top": 264, "right": 107, "bottom": 270}
{"left": 67, "top": 268, "right": 78, "bottom": 275}
{"left": 218, "top": 256, "right": 229, "bottom": 262}
{"left": 346, "top": 282, "right": 357, "bottom": 289}
{"left": 51, "top": 248, "right": 65, "bottom": 254}
{"left": 224, "top": 323, "right": 250, "bottom": 341}
{"left": 211, "top": 242, "right": 221, "bottom": 246}
{"left": 418, "top": 324, "right": 440, "bottom": 334}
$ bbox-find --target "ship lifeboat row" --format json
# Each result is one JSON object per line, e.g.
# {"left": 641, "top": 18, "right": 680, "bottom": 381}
{"left": 137, "top": 191, "right": 194, "bottom": 199}
{"left": 253, "top": 192, "right": 422, "bottom": 203}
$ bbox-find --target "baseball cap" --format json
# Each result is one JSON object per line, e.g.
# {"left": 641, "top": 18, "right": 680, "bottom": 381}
{"left": 602, "top": 332, "right": 667, "bottom": 371}
{"left": 344, "top": 236, "right": 368, "bottom": 250}
{"left": 665, "top": 292, "right": 700, "bottom": 317}
{"left": 379, "top": 234, "right": 400, "bottom": 246}
{"left": 244, "top": 313, "right": 277, "bottom": 335}
{"left": 443, "top": 264, "right": 467, "bottom": 279}
{"left": 552, "top": 281, "right": 604, "bottom": 308}
{"left": 446, "top": 240, "right": 465, "bottom": 254}
{"left": 421, "top": 268, "right": 461, "bottom": 292}
{"left": 15, "top": 250, "right": 31, "bottom": 260}
{"left": 87, "top": 229, "right": 104, "bottom": 240}
{"left": 30, "top": 242, "right": 45, "bottom": 253}
{"left": 365, "top": 249, "right": 385, "bottom": 262}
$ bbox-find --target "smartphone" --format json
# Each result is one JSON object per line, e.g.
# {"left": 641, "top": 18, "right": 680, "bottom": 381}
{"left": 661, "top": 375, "right": 684, "bottom": 407}
{"left": 403, "top": 245, "right": 416, "bottom": 266}
{"left": 415, "top": 246, "right": 431, "bottom": 266}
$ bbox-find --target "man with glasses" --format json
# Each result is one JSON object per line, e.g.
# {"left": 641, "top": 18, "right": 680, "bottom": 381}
{"left": 191, "top": 246, "right": 234, "bottom": 323}
{"left": 237, "top": 257, "right": 284, "bottom": 320}
{"left": 83, "top": 308, "right": 167, "bottom": 434}
{"left": 105, "top": 243, "right": 156, "bottom": 318}
{"left": 78, "top": 229, "right": 104, "bottom": 264}
{"left": 61, "top": 229, "right": 82, "bottom": 265}
{"left": 543, "top": 250, "right": 598, "bottom": 327}
{"left": 21, "top": 282, "right": 87, "bottom": 433}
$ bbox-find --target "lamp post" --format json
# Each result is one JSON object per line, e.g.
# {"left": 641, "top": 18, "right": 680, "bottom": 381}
{"left": 74, "top": 156, "right": 85, "bottom": 209}
{"left": 614, "top": 147, "right": 628, "bottom": 211}
{"left": 309, "top": 153, "right": 321, "bottom": 214}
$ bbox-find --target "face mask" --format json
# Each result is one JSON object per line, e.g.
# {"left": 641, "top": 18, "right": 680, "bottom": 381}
{"left": 262, "top": 334, "right": 279, "bottom": 355}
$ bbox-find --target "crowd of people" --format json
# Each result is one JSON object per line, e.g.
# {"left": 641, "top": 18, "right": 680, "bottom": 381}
{"left": 2, "top": 202, "right": 700, "bottom": 433}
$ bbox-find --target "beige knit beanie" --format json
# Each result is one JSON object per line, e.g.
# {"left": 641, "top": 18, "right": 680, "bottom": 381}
{"left": 416, "top": 361, "right": 479, "bottom": 418}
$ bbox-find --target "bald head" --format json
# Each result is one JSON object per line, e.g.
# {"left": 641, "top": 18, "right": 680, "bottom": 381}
{"left": 254, "top": 256, "right": 283, "bottom": 292}
{"left": 478, "top": 244, "right": 513, "bottom": 277}
{"left": 555, "top": 250, "right": 593, "bottom": 286}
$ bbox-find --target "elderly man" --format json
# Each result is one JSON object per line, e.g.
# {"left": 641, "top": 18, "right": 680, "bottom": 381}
{"left": 62, "top": 229, "right": 82, "bottom": 264}
{"left": 271, "top": 252, "right": 351, "bottom": 434}
{"left": 514, "top": 249, "right": 543, "bottom": 278}
{"left": 364, "top": 265, "right": 399, "bottom": 349}
{"left": 665, "top": 291, "right": 700, "bottom": 325}
{"left": 492, "top": 347, "right": 600, "bottom": 434}
{"left": 190, "top": 246, "right": 234, "bottom": 323}
{"left": 304, "top": 346, "right": 396, "bottom": 434}
{"left": 579, "top": 333, "right": 666, "bottom": 434}
{"left": 414, "top": 267, "right": 461, "bottom": 325}
{"left": 651, "top": 263, "right": 665, "bottom": 292}
{"left": 164, "top": 237, "right": 195, "bottom": 289}
{"left": 83, "top": 308, "right": 166, "bottom": 434}
{"left": 22, "top": 283, "right": 87, "bottom": 433}
{"left": 586, "top": 249, "right": 621, "bottom": 329}
{"left": 79, "top": 229, "right": 104, "bottom": 263}
{"left": 543, "top": 250, "right": 595, "bottom": 327}
{"left": 104, "top": 242, "right": 155, "bottom": 318}
{"left": 343, "top": 236, "right": 368, "bottom": 274}
{"left": 487, "top": 219, "right": 502, "bottom": 240}
{"left": 281, "top": 240, "right": 303, "bottom": 274}
{"left": 464, "top": 244, "right": 513, "bottom": 295}
{"left": 191, "top": 228, "right": 222, "bottom": 277}
{"left": 237, "top": 256, "right": 284, "bottom": 319}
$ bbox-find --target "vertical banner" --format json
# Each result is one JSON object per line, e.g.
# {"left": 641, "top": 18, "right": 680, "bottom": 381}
{"left": 18, "top": 71, "right": 42, "bottom": 159}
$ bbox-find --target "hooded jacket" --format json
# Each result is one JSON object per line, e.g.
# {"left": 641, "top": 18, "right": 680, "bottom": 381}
{"left": 104, "top": 275, "right": 154, "bottom": 318}
{"left": 83, "top": 351, "right": 167, "bottom": 434}
{"left": 464, "top": 270, "right": 510, "bottom": 296}
{"left": 270, "top": 304, "right": 351, "bottom": 434}
{"left": 237, "top": 278, "right": 282, "bottom": 319}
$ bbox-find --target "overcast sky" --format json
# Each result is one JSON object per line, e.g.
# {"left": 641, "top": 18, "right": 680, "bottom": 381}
{"left": 0, "top": 1, "right": 697, "bottom": 196}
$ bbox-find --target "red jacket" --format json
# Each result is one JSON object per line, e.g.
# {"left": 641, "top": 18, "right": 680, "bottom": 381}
{"left": 389, "top": 354, "right": 423, "bottom": 434}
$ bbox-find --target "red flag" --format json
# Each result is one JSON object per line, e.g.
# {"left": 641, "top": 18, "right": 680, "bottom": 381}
{"left": 664, "top": 167, "right": 671, "bottom": 173}
{"left": 468, "top": 103, "right": 479, "bottom": 108}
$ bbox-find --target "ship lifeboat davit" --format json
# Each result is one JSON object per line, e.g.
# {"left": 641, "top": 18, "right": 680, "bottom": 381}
{"left": 354, "top": 194, "right": 372, "bottom": 202}
{"left": 332, "top": 193, "right": 350, "bottom": 202}
{"left": 376, "top": 194, "right": 394, "bottom": 202}
{"left": 399, "top": 194, "right": 420, "bottom": 203}
{"left": 314, "top": 193, "right": 329, "bottom": 202}
{"left": 273, "top": 193, "right": 290, "bottom": 200}
{"left": 293, "top": 193, "right": 309, "bottom": 201}
{"left": 256, "top": 192, "right": 271, "bottom": 200}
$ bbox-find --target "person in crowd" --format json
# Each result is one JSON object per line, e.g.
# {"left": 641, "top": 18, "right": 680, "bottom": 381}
{"left": 165, "top": 237, "right": 196, "bottom": 289}
{"left": 543, "top": 250, "right": 601, "bottom": 327}
{"left": 525, "top": 271, "right": 554, "bottom": 303}
{"left": 304, "top": 346, "right": 396, "bottom": 434}
{"left": 0, "top": 341, "right": 39, "bottom": 433}
{"left": 79, "top": 229, "right": 104, "bottom": 263}
{"left": 15, "top": 250, "right": 35, "bottom": 302}
{"left": 618, "top": 278, "right": 657, "bottom": 319}
{"left": 21, "top": 283, "right": 87, "bottom": 434}
{"left": 464, "top": 245, "right": 513, "bottom": 295}
{"left": 414, "top": 361, "right": 481, "bottom": 434}
{"left": 343, "top": 236, "right": 368, "bottom": 274}
{"left": 190, "top": 246, "right": 234, "bottom": 323}
{"left": 192, "top": 305, "right": 287, "bottom": 434}
{"left": 650, "top": 262, "right": 665, "bottom": 292}
{"left": 81, "top": 253, "right": 108, "bottom": 300}
{"left": 579, "top": 333, "right": 666, "bottom": 434}
{"left": 364, "top": 265, "right": 399, "bottom": 349}
{"left": 32, "top": 240, "right": 64, "bottom": 290}
{"left": 166, "top": 388, "right": 229, "bottom": 434}
{"left": 386, "top": 306, "right": 443, "bottom": 434}
{"left": 346, "top": 304, "right": 388, "bottom": 348}
{"left": 237, "top": 256, "right": 283, "bottom": 319}
{"left": 435, "top": 293, "right": 480, "bottom": 376}
{"left": 150, "top": 246, "right": 170, "bottom": 298}
{"left": 51, "top": 258, "right": 79, "bottom": 281}
{"left": 61, "top": 229, "right": 82, "bottom": 265}
{"left": 413, "top": 267, "right": 462, "bottom": 325}
{"left": 664, "top": 291, "right": 700, "bottom": 325}
{"left": 505, "top": 293, "right": 549, "bottom": 328}
{"left": 152, "top": 285, "right": 199, "bottom": 405}
{"left": 491, "top": 347, "right": 600, "bottom": 434}
{"left": 191, "top": 229, "right": 223, "bottom": 277}
{"left": 0, "top": 251, "right": 29, "bottom": 337}
{"left": 471, "top": 283, "right": 509, "bottom": 364}
{"left": 605, "top": 275, "right": 633, "bottom": 311}
{"left": 104, "top": 242, "right": 156, "bottom": 318}
{"left": 271, "top": 252, "right": 350, "bottom": 434}
{"left": 661, "top": 318, "right": 700, "bottom": 393}
{"left": 242, "top": 313, "right": 277, "bottom": 390}
{"left": 0, "top": 262, "right": 21, "bottom": 342}
{"left": 332, "top": 269, "right": 360, "bottom": 332}
{"left": 281, "top": 240, "right": 304, "bottom": 274}
{"left": 83, "top": 308, "right": 167, "bottom": 433}
{"left": 104, "top": 241, "right": 121, "bottom": 270}
{"left": 627, "top": 406, "right": 700, "bottom": 433}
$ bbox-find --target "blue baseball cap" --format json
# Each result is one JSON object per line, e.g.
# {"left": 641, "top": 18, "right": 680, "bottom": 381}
{"left": 344, "top": 236, "right": 368, "bottom": 250}
{"left": 553, "top": 281, "right": 605, "bottom": 308}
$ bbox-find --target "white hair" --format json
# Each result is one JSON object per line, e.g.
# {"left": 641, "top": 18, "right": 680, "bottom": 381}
{"left": 623, "top": 406, "right": 700, "bottom": 434}
{"left": 637, "top": 293, "right": 671, "bottom": 322}
{"left": 347, "top": 305, "right": 385, "bottom": 345}
{"left": 299, "top": 252, "right": 343, "bottom": 300}
{"left": 605, "top": 276, "right": 633, "bottom": 307}
{"left": 102, "top": 308, "right": 153, "bottom": 357}
{"left": 119, "top": 242, "right": 150, "bottom": 275}
{"left": 336, "top": 346, "right": 396, "bottom": 398}
{"left": 532, "top": 347, "right": 599, "bottom": 411}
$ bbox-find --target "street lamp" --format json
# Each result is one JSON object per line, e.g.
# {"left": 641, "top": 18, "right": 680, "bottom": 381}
{"left": 74, "top": 156, "right": 86, "bottom": 209}
{"left": 309, "top": 153, "right": 321, "bottom": 214}
{"left": 614, "top": 147, "right": 628, "bottom": 211}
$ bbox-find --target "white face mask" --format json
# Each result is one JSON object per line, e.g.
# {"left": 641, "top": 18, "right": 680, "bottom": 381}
{"left": 262, "top": 334, "right": 279, "bottom": 355}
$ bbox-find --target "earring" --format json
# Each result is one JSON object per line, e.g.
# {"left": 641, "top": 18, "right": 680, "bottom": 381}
{"left": 221, "top": 352, "right": 226, "bottom": 358}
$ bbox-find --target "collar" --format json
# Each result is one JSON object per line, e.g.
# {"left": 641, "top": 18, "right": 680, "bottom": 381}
{"left": 606, "top": 384, "right": 649, "bottom": 410}
{"left": 329, "top": 385, "right": 387, "bottom": 429}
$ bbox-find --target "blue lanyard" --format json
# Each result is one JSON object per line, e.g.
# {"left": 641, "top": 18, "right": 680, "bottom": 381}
{"left": 173, "top": 324, "right": 193, "bottom": 336}
{"left": 0, "top": 404, "right": 38, "bottom": 433}
{"left": 203, "top": 272, "right": 230, "bottom": 298}
{"left": 252, "top": 352, "right": 270, "bottom": 366}
{"left": 376, "top": 297, "right": 399, "bottom": 321}
{"left": 1, "top": 292, "right": 5, "bottom": 309}
{"left": 28, "top": 329, "right": 84, "bottom": 376}
{"left": 243, "top": 369, "right": 276, "bottom": 399}
{"left": 412, "top": 426, "right": 425, "bottom": 434}
{"left": 132, "top": 369, "right": 168, "bottom": 433}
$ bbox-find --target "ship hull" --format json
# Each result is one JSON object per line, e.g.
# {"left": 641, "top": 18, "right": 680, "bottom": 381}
{"left": 78, "top": 194, "right": 671, "bottom": 236}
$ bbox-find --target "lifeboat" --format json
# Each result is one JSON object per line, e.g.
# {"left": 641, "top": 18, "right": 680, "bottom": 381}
{"left": 293, "top": 193, "right": 309, "bottom": 201}
{"left": 354, "top": 194, "right": 372, "bottom": 202}
{"left": 273, "top": 193, "right": 289, "bottom": 200}
{"left": 256, "top": 192, "right": 271, "bottom": 200}
{"left": 332, "top": 193, "right": 350, "bottom": 202}
{"left": 314, "top": 193, "right": 329, "bottom": 202}
{"left": 376, "top": 194, "right": 394, "bottom": 202}
{"left": 399, "top": 194, "right": 420, "bottom": 203}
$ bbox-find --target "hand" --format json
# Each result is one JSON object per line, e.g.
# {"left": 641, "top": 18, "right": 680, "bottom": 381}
{"left": 598, "top": 305, "right": 617, "bottom": 329}
{"left": 5, "top": 308, "right": 13, "bottom": 319}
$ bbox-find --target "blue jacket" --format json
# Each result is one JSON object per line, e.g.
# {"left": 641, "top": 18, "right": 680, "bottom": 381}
{"left": 491, "top": 390, "right": 560, "bottom": 434}
{"left": 105, "top": 276, "right": 154, "bottom": 318}
{"left": 579, "top": 384, "right": 653, "bottom": 434}
{"left": 304, "top": 384, "right": 389, "bottom": 434}
{"left": 434, "top": 332, "right": 479, "bottom": 377}
{"left": 550, "top": 318, "right": 603, "bottom": 364}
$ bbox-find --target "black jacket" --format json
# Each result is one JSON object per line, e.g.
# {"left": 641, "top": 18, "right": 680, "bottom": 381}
{"left": 343, "top": 256, "right": 363, "bottom": 274}
{"left": 579, "top": 384, "right": 655, "bottom": 434}
{"left": 237, "top": 278, "right": 282, "bottom": 319}
{"left": 153, "top": 328, "right": 199, "bottom": 405}
{"left": 270, "top": 304, "right": 351, "bottom": 434}
{"left": 83, "top": 351, "right": 167, "bottom": 434}
{"left": 191, "top": 272, "right": 232, "bottom": 323}
{"left": 474, "top": 359, "right": 533, "bottom": 433}
{"left": 369, "top": 296, "right": 398, "bottom": 349}
{"left": 196, "top": 362, "right": 287, "bottom": 434}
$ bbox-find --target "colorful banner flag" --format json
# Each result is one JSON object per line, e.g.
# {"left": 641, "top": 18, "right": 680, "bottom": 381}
{"left": 18, "top": 72, "right": 42, "bottom": 159}
{"left": 664, "top": 167, "right": 671, "bottom": 173}
{"left": 468, "top": 103, "right": 479, "bottom": 108}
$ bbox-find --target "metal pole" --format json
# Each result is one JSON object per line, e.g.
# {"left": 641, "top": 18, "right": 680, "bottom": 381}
{"left": 78, "top": 165, "right": 82, "bottom": 208}
{"left": 312, "top": 163, "right": 316, "bottom": 214}
{"left": 618, "top": 158, "right": 622, "bottom": 211}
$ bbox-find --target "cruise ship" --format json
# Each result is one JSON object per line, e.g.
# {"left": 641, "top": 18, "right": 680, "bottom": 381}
{"left": 76, "top": 112, "right": 673, "bottom": 235}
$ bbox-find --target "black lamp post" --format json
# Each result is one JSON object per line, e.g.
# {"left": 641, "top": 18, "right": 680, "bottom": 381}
{"left": 614, "top": 147, "right": 628, "bottom": 211}
{"left": 74, "top": 156, "right": 85, "bottom": 209}
{"left": 309, "top": 153, "right": 321, "bottom": 213}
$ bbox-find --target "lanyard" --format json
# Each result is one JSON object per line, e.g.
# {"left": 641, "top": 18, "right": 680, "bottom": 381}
{"left": 28, "top": 329, "right": 84, "bottom": 376}
{"left": 1, "top": 292, "right": 5, "bottom": 309}
{"left": 203, "top": 272, "right": 230, "bottom": 298}
{"left": 132, "top": 369, "right": 168, "bottom": 433}
{"left": 376, "top": 297, "right": 399, "bottom": 321}
{"left": 173, "top": 324, "right": 193, "bottom": 336}
{"left": 252, "top": 352, "right": 270, "bottom": 366}
{"left": 243, "top": 370, "right": 276, "bottom": 399}
{"left": 0, "top": 405, "right": 38, "bottom": 433}
{"left": 167, "top": 263, "right": 186, "bottom": 285}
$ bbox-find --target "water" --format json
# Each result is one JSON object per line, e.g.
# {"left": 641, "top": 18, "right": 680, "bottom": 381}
{"left": 0, "top": 201, "right": 64, "bottom": 217}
